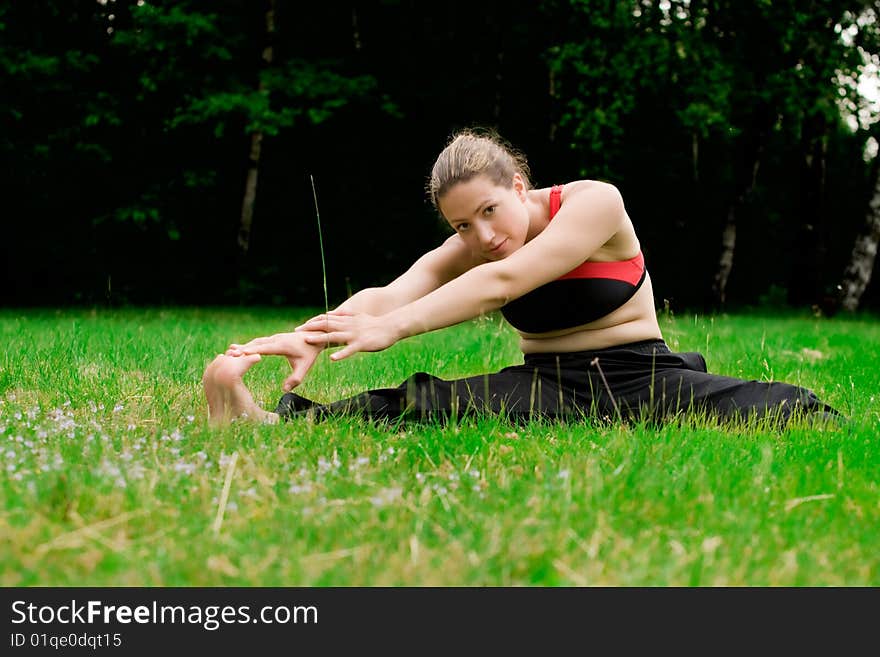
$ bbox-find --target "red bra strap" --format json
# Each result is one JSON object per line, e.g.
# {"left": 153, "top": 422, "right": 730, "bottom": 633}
{"left": 549, "top": 185, "right": 563, "bottom": 218}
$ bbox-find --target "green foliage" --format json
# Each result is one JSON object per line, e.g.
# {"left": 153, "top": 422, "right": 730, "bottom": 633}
{"left": 545, "top": 0, "right": 878, "bottom": 178}
{"left": 168, "top": 60, "right": 382, "bottom": 136}
{"left": 3, "top": 1, "right": 880, "bottom": 308}
{"left": 113, "top": 4, "right": 387, "bottom": 138}
{"left": 111, "top": 3, "right": 234, "bottom": 61}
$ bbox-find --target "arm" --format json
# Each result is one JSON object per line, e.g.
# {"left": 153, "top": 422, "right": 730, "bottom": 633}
{"left": 232, "top": 235, "right": 475, "bottom": 382}
{"left": 327, "top": 235, "right": 475, "bottom": 316}
{"left": 301, "top": 182, "right": 627, "bottom": 359}
{"left": 388, "top": 182, "right": 626, "bottom": 338}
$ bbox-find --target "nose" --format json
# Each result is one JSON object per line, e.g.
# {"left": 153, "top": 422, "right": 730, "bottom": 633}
{"left": 475, "top": 222, "right": 495, "bottom": 246}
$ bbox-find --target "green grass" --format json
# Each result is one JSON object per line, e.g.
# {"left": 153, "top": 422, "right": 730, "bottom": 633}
{"left": 1, "top": 307, "right": 878, "bottom": 585}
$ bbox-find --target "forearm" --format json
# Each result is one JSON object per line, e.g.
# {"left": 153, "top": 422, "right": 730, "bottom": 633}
{"left": 384, "top": 264, "right": 508, "bottom": 340}
{"left": 333, "top": 287, "right": 394, "bottom": 316}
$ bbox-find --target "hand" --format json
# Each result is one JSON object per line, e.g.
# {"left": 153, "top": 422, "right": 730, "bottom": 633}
{"left": 294, "top": 310, "right": 400, "bottom": 361}
{"left": 226, "top": 331, "right": 325, "bottom": 392}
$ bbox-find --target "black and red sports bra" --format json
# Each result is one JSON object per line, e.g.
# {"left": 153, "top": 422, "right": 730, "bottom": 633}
{"left": 500, "top": 184, "right": 647, "bottom": 334}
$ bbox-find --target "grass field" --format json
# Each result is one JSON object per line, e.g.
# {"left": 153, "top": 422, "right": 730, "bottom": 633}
{"left": 1, "top": 307, "right": 878, "bottom": 585}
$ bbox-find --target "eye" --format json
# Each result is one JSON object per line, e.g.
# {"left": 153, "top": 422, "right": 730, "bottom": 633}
{"left": 483, "top": 205, "right": 496, "bottom": 216}
{"left": 456, "top": 223, "right": 470, "bottom": 233}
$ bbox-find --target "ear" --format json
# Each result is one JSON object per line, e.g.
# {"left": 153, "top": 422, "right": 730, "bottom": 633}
{"left": 512, "top": 173, "right": 527, "bottom": 201}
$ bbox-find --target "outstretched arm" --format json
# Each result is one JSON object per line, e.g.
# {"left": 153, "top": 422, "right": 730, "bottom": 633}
{"left": 298, "top": 182, "right": 626, "bottom": 360}
{"left": 231, "top": 235, "right": 475, "bottom": 376}
{"left": 309, "top": 234, "right": 476, "bottom": 317}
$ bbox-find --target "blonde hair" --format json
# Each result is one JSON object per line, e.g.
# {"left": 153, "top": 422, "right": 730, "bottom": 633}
{"left": 428, "top": 129, "right": 531, "bottom": 209}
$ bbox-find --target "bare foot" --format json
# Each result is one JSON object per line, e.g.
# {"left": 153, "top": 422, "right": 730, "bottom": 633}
{"left": 202, "top": 354, "right": 279, "bottom": 426}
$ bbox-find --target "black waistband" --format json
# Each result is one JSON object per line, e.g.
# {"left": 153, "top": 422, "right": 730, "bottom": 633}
{"left": 523, "top": 339, "right": 669, "bottom": 364}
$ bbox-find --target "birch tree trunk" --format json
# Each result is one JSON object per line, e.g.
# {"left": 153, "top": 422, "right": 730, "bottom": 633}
{"left": 839, "top": 167, "right": 880, "bottom": 311}
{"left": 712, "top": 156, "right": 761, "bottom": 306}
{"left": 237, "top": 0, "right": 275, "bottom": 256}
{"left": 712, "top": 205, "right": 737, "bottom": 306}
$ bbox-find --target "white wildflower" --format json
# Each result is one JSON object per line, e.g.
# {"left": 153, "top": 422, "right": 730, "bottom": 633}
{"left": 370, "top": 486, "right": 403, "bottom": 507}
{"left": 317, "top": 454, "right": 340, "bottom": 474}
{"left": 128, "top": 463, "right": 146, "bottom": 480}
{"left": 173, "top": 461, "right": 196, "bottom": 475}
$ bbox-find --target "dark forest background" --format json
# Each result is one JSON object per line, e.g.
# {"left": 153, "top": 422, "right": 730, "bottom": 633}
{"left": 3, "top": 0, "right": 880, "bottom": 313}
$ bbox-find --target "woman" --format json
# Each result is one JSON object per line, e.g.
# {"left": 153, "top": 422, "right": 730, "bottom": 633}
{"left": 203, "top": 129, "right": 837, "bottom": 426}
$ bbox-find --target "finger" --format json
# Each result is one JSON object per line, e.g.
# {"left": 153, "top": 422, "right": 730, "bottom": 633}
{"left": 239, "top": 340, "right": 286, "bottom": 355}
{"left": 295, "top": 315, "right": 326, "bottom": 331}
{"left": 303, "top": 331, "right": 347, "bottom": 345}
{"left": 330, "top": 345, "right": 358, "bottom": 361}
{"left": 241, "top": 335, "right": 286, "bottom": 352}
{"left": 317, "top": 317, "right": 350, "bottom": 331}
{"left": 232, "top": 336, "right": 270, "bottom": 350}
{"left": 297, "top": 315, "right": 350, "bottom": 332}
{"left": 282, "top": 359, "right": 311, "bottom": 392}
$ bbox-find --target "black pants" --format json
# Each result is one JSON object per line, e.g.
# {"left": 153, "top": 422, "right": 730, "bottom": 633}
{"left": 275, "top": 339, "right": 838, "bottom": 424}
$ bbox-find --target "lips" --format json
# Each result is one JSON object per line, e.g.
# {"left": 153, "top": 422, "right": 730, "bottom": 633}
{"left": 488, "top": 238, "right": 508, "bottom": 254}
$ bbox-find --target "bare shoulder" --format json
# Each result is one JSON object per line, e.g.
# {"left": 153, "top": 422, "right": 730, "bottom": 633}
{"left": 560, "top": 179, "right": 624, "bottom": 207}
{"left": 552, "top": 180, "right": 635, "bottom": 259}
{"left": 549, "top": 179, "right": 625, "bottom": 231}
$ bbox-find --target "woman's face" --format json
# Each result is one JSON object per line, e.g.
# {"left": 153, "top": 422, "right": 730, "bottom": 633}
{"left": 439, "top": 173, "right": 529, "bottom": 261}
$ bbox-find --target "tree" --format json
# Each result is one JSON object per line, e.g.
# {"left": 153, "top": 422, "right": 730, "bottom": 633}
{"left": 840, "top": 155, "right": 880, "bottom": 310}
{"left": 546, "top": 0, "right": 872, "bottom": 309}
{"left": 838, "top": 5, "right": 880, "bottom": 312}
{"left": 238, "top": 0, "right": 276, "bottom": 257}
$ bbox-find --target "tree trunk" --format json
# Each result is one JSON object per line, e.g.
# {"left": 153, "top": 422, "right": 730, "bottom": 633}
{"left": 789, "top": 115, "right": 829, "bottom": 308}
{"left": 712, "top": 155, "right": 761, "bottom": 307}
{"left": 712, "top": 205, "right": 737, "bottom": 306}
{"left": 711, "top": 94, "right": 772, "bottom": 309}
{"left": 237, "top": 0, "right": 275, "bottom": 256}
{"left": 351, "top": 7, "right": 362, "bottom": 51}
{"left": 840, "top": 167, "right": 880, "bottom": 312}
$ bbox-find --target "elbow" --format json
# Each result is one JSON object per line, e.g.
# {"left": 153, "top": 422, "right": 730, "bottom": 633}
{"left": 599, "top": 182, "right": 626, "bottom": 220}
{"left": 490, "top": 267, "right": 518, "bottom": 309}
